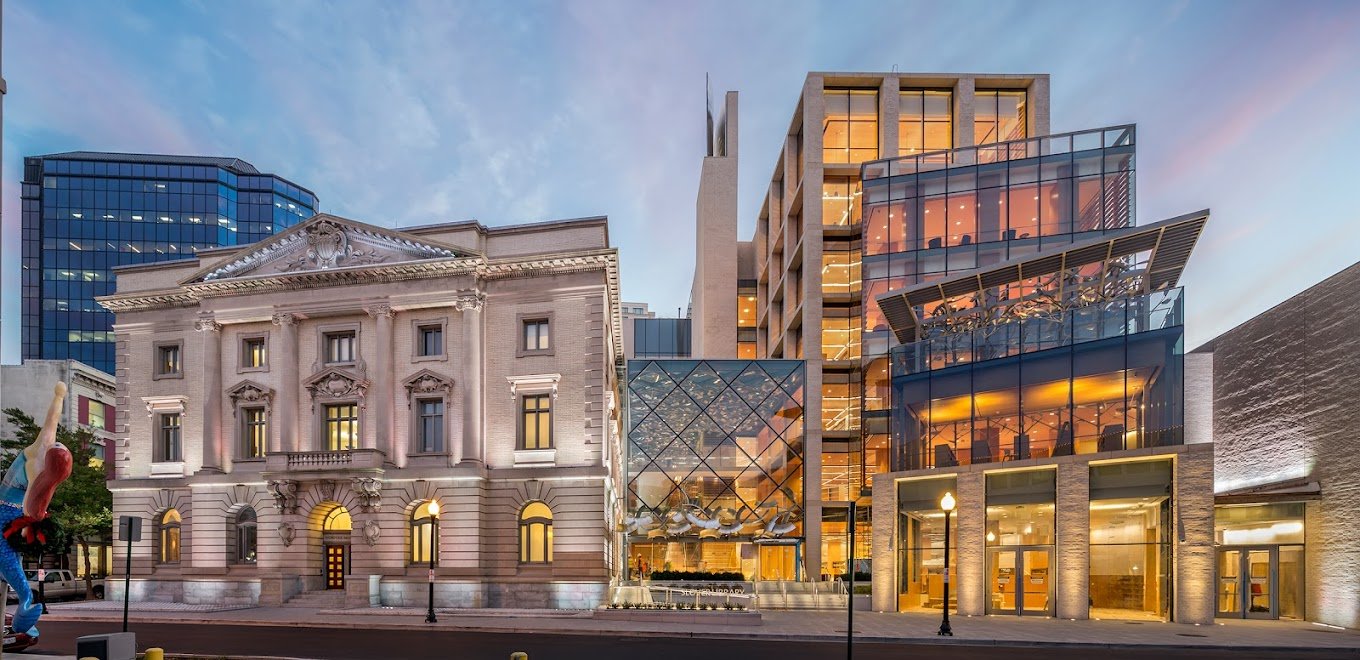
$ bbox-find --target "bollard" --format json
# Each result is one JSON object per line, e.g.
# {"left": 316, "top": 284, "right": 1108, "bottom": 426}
{"left": 511, "top": 653, "right": 528, "bottom": 660}
{"left": 145, "top": 648, "right": 165, "bottom": 660}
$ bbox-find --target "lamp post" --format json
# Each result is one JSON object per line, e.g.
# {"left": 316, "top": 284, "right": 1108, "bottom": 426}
{"left": 823, "top": 499, "right": 857, "bottom": 660}
{"left": 938, "top": 491, "right": 955, "bottom": 637}
{"left": 426, "top": 499, "right": 440, "bottom": 624}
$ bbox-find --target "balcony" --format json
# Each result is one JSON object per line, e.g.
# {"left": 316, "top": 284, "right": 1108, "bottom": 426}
{"left": 264, "top": 448, "right": 386, "bottom": 474}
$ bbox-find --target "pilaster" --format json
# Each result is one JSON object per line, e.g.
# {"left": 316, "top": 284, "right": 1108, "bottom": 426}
{"left": 955, "top": 470, "right": 986, "bottom": 615}
{"left": 272, "top": 312, "right": 300, "bottom": 453}
{"left": 367, "top": 305, "right": 395, "bottom": 459}
{"left": 456, "top": 292, "right": 485, "bottom": 465}
{"left": 1056, "top": 460, "right": 1090, "bottom": 619}
{"left": 196, "top": 316, "right": 224, "bottom": 473}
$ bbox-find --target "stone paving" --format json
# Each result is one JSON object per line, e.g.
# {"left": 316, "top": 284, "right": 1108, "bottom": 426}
{"left": 29, "top": 603, "right": 1360, "bottom": 652}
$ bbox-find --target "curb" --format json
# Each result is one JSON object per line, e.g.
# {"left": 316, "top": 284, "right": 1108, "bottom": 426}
{"left": 38, "top": 613, "right": 1360, "bottom": 653}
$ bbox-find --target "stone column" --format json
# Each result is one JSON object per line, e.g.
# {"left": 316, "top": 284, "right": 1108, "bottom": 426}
{"left": 1174, "top": 444, "right": 1216, "bottom": 624}
{"left": 272, "top": 313, "right": 299, "bottom": 453}
{"left": 195, "top": 316, "right": 224, "bottom": 473}
{"left": 367, "top": 305, "right": 394, "bottom": 458}
{"left": 1056, "top": 460, "right": 1090, "bottom": 619}
{"left": 455, "top": 292, "right": 484, "bottom": 465}
{"left": 955, "top": 470, "right": 987, "bottom": 616}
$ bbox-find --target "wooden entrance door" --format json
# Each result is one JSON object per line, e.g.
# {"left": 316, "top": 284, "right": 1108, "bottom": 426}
{"left": 325, "top": 544, "right": 346, "bottom": 589}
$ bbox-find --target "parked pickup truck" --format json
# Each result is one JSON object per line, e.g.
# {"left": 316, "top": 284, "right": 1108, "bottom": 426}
{"left": 4, "top": 569, "right": 104, "bottom": 601}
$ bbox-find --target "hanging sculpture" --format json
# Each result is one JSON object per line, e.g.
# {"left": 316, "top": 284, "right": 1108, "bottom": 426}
{"left": 0, "top": 383, "right": 76, "bottom": 644}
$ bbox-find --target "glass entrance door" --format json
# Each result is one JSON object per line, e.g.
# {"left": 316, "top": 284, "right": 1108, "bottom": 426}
{"left": 1216, "top": 549, "right": 1241, "bottom": 617}
{"left": 987, "top": 547, "right": 1053, "bottom": 615}
{"left": 1245, "top": 549, "right": 1274, "bottom": 619}
{"left": 1216, "top": 547, "right": 1278, "bottom": 619}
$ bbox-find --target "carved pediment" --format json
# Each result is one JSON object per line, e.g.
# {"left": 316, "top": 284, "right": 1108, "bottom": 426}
{"left": 227, "top": 380, "right": 275, "bottom": 414}
{"left": 305, "top": 367, "right": 370, "bottom": 409}
{"left": 403, "top": 369, "right": 454, "bottom": 404}
{"left": 185, "top": 214, "right": 474, "bottom": 283}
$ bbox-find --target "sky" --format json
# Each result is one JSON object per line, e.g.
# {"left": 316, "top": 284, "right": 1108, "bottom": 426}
{"left": 3, "top": 0, "right": 1360, "bottom": 362}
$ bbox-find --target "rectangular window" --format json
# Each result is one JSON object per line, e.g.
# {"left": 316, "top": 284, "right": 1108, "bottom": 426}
{"left": 823, "top": 89, "right": 879, "bottom": 163}
{"left": 242, "top": 337, "right": 266, "bottom": 368}
{"left": 157, "top": 344, "right": 181, "bottom": 376}
{"left": 417, "top": 399, "right": 444, "bottom": 453}
{"left": 974, "top": 89, "right": 1028, "bottom": 146}
{"left": 324, "top": 404, "right": 359, "bottom": 451}
{"left": 521, "top": 395, "right": 552, "bottom": 450}
{"left": 242, "top": 408, "right": 267, "bottom": 458}
{"left": 325, "top": 332, "right": 356, "bottom": 364}
{"left": 157, "top": 413, "right": 182, "bottom": 462}
{"left": 821, "top": 178, "right": 862, "bottom": 226}
{"left": 900, "top": 89, "right": 953, "bottom": 160}
{"left": 522, "top": 319, "right": 550, "bottom": 353}
{"left": 88, "top": 400, "right": 107, "bottom": 430}
{"left": 417, "top": 325, "right": 443, "bottom": 357}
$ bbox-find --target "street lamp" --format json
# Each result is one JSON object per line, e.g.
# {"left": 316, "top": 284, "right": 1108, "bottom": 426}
{"left": 823, "top": 499, "right": 858, "bottom": 660}
{"left": 426, "top": 499, "right": 440, "bottom": 624}
{"left": 938, "top": 491, "right": 955, "bottom": 637}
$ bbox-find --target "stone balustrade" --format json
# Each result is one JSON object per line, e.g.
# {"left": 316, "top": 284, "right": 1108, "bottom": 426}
{"left": 264, "top": 448, "right": 386, "bottom": 473}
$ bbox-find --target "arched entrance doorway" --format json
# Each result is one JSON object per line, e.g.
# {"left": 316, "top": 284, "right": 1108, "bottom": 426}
{"left": 316, "top": 503, "right": 352, "bottom": 590}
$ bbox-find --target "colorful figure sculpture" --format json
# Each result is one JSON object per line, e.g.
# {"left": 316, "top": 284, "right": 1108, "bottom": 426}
{"left": 0, "top": 383, "right": 75, "bottom": 640}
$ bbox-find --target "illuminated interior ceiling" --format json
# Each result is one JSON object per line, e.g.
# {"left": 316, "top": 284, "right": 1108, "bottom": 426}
{"left": 876, "top": 210, "right": 1209, "bottom": 344}
{"left": 915, "top": 368, "right": 1154, "bottom": 424}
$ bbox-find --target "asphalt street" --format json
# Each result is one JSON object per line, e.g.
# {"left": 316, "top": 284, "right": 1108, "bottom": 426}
{"left": 16, "top": 620, "right": 1360, "bottom": 659}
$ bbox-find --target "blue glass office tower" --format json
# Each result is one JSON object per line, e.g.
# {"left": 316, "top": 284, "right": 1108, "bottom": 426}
{"left": 20, "top": 152, "right": 318, "bottom": 373}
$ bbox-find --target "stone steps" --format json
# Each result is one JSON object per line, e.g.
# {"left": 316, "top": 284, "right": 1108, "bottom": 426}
{"left": 283, "top": 590, "right": 349, "bottom": 608}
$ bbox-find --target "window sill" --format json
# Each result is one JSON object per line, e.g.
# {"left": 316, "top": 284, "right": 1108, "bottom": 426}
{"left": 152, "top": 372, "right": 184, "bottom": 381}
{"left": 516, "top": 350, "right": 555, "bottom": 358}
{"left": 237, "top": 365, "right": 270, "bottom": 374}
{"left": 411, "top": 354, "right": 447, "bottom": 363}
{"left": 514, "top": 449, "right": 556, "bottom": 467}
{"left": 150, "top": 461, "right": 186, "bottom": 478}
{"left": 406, "top": 453, "right": 453, "bottom": 468}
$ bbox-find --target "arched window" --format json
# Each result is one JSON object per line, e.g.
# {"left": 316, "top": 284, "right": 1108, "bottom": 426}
{"left": 323, "top": 506, "right": 352, "bottom": 532}
{"left": 233, "top": 507, "right": 258, "bottom": 564}
{"left": 411, "top": 501, "right": 439, "bottom": 564}
{"left": 518, "top": 501, "right": 553, "bottom": 564}
{"left": 159, "top": 509, "right": 182, "bottom": 564}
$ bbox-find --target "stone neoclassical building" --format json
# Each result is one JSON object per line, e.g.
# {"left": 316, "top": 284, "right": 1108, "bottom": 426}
{"left": 98, "top": 213, "right": 624, "bottom": 608}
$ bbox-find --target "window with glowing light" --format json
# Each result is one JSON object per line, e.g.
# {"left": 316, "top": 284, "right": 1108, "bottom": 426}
{"left": 896, "top": 476, "right": 957, "bottom": 611}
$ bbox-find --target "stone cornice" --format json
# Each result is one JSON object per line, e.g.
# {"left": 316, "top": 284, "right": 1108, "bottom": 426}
{"left": 96, "top": 248, "right": 625, "bottom": 362}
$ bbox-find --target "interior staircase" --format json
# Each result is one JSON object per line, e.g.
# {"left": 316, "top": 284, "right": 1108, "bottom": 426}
{"left": 282, "top": 589, "right": 349, "bottom": 608}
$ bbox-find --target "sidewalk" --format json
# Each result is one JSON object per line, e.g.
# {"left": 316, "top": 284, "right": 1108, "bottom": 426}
{"left": 34, "top": 601, "right": 1360, "bottom": 653}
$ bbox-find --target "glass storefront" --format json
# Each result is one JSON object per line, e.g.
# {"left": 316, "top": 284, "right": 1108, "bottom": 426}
{"left": 1089, "top": 460, "right": 1171, "bottom": 620}
{"left": 986, "top": 469, "right": 1055, "bottom": 616}
{"left": 625, "top": 360, "right": 806, "bottom": 581}
{"left": 1215, "top": 503, "right": 1306, "bottom": 620}
{"left": 896, "top": 477, "right": 956, "bottom": 611}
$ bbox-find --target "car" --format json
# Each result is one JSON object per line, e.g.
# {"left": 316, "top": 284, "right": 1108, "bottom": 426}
{"left": 5, "top": 569, "right": 105, "bottom": 602}
{"left": 3, "top": 613, "right": 38, "bottom": 653}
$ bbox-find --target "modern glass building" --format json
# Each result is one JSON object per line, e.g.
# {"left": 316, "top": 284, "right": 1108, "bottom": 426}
{"left": 20, "top": 152, "right": 318, "bottom": 372}
{"left": 630, "top": 318, "right": 693, "bottom": 359}
{"left": 624, "top": 359, "right": 805, "bottom": 580}
{"left": 858, "top": 125, "right": 1137, "bottom": 495}
{"left": 868, "top": 211, "right": 1217, "bottom": 623}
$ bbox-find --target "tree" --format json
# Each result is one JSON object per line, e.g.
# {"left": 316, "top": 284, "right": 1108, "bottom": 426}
{"left": 2, "top": 408, "right": 113, "bottom": 598}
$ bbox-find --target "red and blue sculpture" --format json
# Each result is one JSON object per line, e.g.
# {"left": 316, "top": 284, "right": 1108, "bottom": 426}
{"left": 0, "top": 383, "right": 75, "bottom": 640}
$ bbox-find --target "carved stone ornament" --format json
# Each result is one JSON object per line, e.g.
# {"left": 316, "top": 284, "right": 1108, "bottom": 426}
{"left": 453, "top": 291, "right": 485, "bottom": 312}
{"left": 194, "top": 316, "right": 222, "bottom": 333}
{"left": 227, "top": 380, "right": 274, "bottom": 417}
{"left": 305, "top": 368, "right": 371, "bottom": 410}
{"left": 271, "top": 312, "right": 298, "bottom": 327}
{"left": 267, "top": 479, "right": 299, "bottom": 514}
{"left": 403, "top": 370, "right": 454, "bottom": 407}
{"left": 351, "top": 477, "right": 383, "bottom": 512}
{"left": 277, "top": 522, "right": 296, "bottom": 547}
{"left": 363, "top": 520, "right": 381, "bottom": 547}
{"left": 316, "top": 479, "right": 338, "bottom": 502}
{"left": 277, "top": 219, "right": 388, "bottom": 273}
{"left": 365, "top": 304, "right": 394, "bottom": 320}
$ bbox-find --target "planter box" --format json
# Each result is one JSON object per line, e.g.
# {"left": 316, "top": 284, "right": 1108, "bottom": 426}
{"left": 595, "top": 609, "right": 762, "bottom": 626}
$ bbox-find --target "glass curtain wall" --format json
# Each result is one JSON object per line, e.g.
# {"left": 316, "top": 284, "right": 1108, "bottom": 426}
{"left": 1089, "top": 460, "right": 1172, "bottom": 620}
{"left": 897, "top": 476, "right": 957, "bottom": 611}
{"left": 890, "top": 294, "right": 1184, "bottom": 472}
{"left": 625, "top": 360, "right": 806, "bottom": 580}
{"left": 974, "top": 89, "right": 1028, "bottom": 149}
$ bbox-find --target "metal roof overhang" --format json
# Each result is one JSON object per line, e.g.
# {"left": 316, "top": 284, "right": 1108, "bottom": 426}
{"left": 876, "top": 210, "right": 1210, "bottom": 344}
